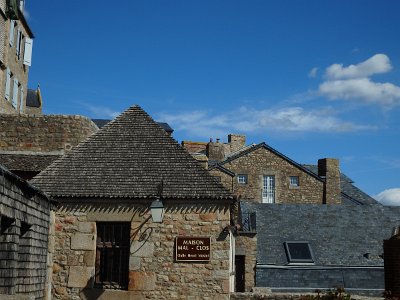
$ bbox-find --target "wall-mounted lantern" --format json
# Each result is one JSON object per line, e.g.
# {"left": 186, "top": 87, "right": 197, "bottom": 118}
{"left": 150, "top": 198, "right": 164, "bottom": 223}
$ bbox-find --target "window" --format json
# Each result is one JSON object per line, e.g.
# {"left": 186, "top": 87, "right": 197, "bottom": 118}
{"left": 237, "top": 174, "right": 248, "bottom": 184}
{"left": 284, "top": 241, "right": 314, "bottom": 263}
{"left": 262, "top": 175, "right": 275, "bottom": 203}
{"left": 95, "top": 222, "right": 130, "bottom": 289}
{"left": 290, "top": 176, "right": 299, "bottom": 187}
{"left": 16, "top": 29, "right": 23, "bottom": 58}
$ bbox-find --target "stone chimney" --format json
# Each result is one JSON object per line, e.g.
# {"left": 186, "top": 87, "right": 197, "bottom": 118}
{"left": 206, "top": 139, "right": 225, "bottom": 161}
{"left": 228, "top": 134, "right": 246, "bottom": 153}
{"left": 318, "top": 158, "right": 341, "bottom": 204}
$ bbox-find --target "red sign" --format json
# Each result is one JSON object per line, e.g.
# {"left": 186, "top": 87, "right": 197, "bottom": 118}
{"left": 175, "top": 237, "right": 211, "bottom": 262}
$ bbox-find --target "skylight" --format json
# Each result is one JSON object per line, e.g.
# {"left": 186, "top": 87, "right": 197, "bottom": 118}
{"left": 284, "top": 241, "right": 314, "bottom": 263}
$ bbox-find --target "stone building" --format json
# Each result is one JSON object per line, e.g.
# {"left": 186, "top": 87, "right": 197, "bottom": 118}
{"left": 32, "top": 105, "right": 236, "bottom": 299}
{"left": 0, "top": 113, "right": 99, "bottom": 180}
{"left": 0, "top": 163, "right": 57, "bottom": 300}
{"left": 0, "top": 0, "right": 34, "bottom": 114}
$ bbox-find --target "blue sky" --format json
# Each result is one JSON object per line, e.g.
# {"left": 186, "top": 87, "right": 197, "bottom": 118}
{"left": 26, "top": 1, "right": 400, "bottom": 204}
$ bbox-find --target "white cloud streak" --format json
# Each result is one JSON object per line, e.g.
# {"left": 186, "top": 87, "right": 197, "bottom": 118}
{"left": 308, "top": 67, "right": 318, "bottom": 78}
{"left": 319, "top": 54, "right": 400, "bottom": 108}
{"left": 325, "top": 54, "right": 392, "bottom": 80}
{"left": 375, "top": 188, "right": 400, "bottom": 206}
{"left": 157, "top": 106, "right": 375, "bottom": 139}
{"left": 83, "top": 104, "right": 120, "bottom": 119}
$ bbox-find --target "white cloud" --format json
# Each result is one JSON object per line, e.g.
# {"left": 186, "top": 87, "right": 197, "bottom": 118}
{"left": 325, "top": 54, "right": 392, "bottom": 80}
{"left": 83, "top": 104, "right": 120, "bottom": 119}
{"left": 319, "top": 78, "right": 400, "bottom": 106}
{"left": 308, "top": 67, "right": 318, "bottom": 78}
{"left": 319, "top": 54, "right": 400, "bottom": 107}
{"left": 375, "top": 188, "right": 400, "bottom": 206}
{"left": 157, "top": 106, "right": 374, "bottom": 139}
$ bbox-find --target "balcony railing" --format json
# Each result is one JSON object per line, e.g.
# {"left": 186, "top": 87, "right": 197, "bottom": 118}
{"left": 240, "top": 212, "right": 256, "bottom": 232}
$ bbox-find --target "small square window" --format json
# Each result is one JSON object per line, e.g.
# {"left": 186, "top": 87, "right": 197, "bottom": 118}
{"left": 290, "top": 176, "right": 299, "bottom": 187}
{"left": 284, "top": 241, "right": 314, "bottom": 263}
{"left": 237, "top": 174, "right": 248, "bottom": 184}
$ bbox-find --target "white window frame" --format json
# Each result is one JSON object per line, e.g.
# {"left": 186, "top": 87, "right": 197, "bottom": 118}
{"left": 290, "top": 176, "right": 299, "bottom": 187}
{"left": 237, "top": 174, "right": 248, "bottom": 184}
{"left": 262, "top": 175, "right": 275, "bottom": 203}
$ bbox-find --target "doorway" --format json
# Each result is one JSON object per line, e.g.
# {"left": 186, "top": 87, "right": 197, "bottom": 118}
{"left": 235, "top": 255, "right": 245, "bottom": 292}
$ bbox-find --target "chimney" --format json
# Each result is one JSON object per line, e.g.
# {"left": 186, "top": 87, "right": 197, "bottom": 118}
{"left": 228, "top": 134, "right": 246, "bottom": 153}
{"left": 318, "top": 158, "right": 341, "bottom": 204}
{"left": 206, "top": 139, "right": 225, "bottom": 161}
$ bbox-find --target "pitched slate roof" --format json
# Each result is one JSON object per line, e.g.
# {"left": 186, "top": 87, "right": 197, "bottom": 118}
{"left": 0, "top": 153, "right": 61, "bottom": 172}
{"left": 32, "top": 105, "right": 233, "bottom": 200}
{"left": 92, "top": 119, "right": 174, "bottom": 135}
{"left": 243, "top": 202, "right": 400, "bottom": 266}
{"left": 303, "top": 164, "right": 379, "bottom": 205}
{"left": 26, "top": 89, "right": 41, "bottom": 107}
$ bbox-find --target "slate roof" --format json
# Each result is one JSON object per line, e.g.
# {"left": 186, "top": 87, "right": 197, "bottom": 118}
{"left": 26, "top": 89, "right": 41, "bottom": 107}
{"left": 92, "top": 119, "right": 174, "bottom": 135}
{"left": 242, "top": 202, "right": 400, "bottom": 267}
{"left": 0, "top": 153, "right": 61, "bottom": 172}
{"left": 303, "top": 164, "right": 379, "bottom": 206}
{"left": 0, "top": 164, "right": 53, "bottom": 203}
{"left": 32, "top": 105, "right": 233, "bottom": 200}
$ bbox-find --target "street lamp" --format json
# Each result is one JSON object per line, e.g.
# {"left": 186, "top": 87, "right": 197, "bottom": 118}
{"left": 150, "top": 198, "right": 164, "bottom": 223}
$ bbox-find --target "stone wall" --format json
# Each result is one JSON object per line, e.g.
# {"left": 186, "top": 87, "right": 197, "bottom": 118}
{"left": 52, "top": 200, "right": 232, "bottom": 300}
{"left": 209, "top": 169, "right": 234, "bottom": 193}
{"left": 0, "top": 114, "right": 98, "bottom": 152}
{"left": 235, "top": 234, "right": 257, "bottom": 292}
{"left": 0, "top": 166, "right": 55, "bottom": 299}
{"left": 221, "top": 147, "right": 324, "bottom": 204}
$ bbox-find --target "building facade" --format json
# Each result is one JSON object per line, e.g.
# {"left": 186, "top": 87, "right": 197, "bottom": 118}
{"left": 32, "top": 106, "right": 236, "bottom": 299}
{"left": 0, "top": 0, "right": 34, "bottom": 115}
{"left": 0, "top": 164, "right": 57, "bottom": 300}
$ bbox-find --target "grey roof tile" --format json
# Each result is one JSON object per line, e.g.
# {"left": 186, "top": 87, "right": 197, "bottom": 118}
{"left": 0, "top": 153, "right": 61, "bottom": 172}
{"left": 32, "top": 105, "right": 233, "bottom": 200}
{"left": 243, "top": 202, "right": 400, "bottom": 266}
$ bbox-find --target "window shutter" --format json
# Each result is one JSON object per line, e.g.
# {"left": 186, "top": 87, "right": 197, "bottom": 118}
{"left": 23, "top": 38, "right": 33, "bottom": 66}
{"left": 19, "top": 86, "right": 24, "bottom": 113}
{"left": 16, "top": 29, "right": 21, "bottom": 56}
{"left": 9, "top": 20, "right": 15, "bottom": 47}
{"left": 12, "top": 78, "right": 18, "bottom": 108}
{"left": 5, "top": 68, "right": 11, "bottom": 100}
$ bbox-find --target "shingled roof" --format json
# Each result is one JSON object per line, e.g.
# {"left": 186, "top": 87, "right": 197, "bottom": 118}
{"left": 32, "top": 105, "right": 233, "bottom": 200}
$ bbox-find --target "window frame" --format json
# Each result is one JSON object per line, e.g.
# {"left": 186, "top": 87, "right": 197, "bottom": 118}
{"left": 289, "top": 176, "right": 299, "bottom": 187}
{"left": 237, "top": 174, "right": 248, "bottom": 184}
{"left": 284, "top": 241, "right": 315, "bottom": 264}
{"left": 95, "top": 222, "right": 130, "bottom": 290}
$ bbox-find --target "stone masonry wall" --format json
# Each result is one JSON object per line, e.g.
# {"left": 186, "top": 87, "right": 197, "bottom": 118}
{"left": 0, "top": 167, "right": 54, "bottom": 299}
{"left": 0, "top": 114, "right": 98, "bottom": 152}
{"left": 235, "top": 234, "right": 257, "bottom": 292}
{"left": 52, "top": 200, "right": 232, "bottom": 300}
{"left": 221, "top": 147, "right": 324, "bottom": 203}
